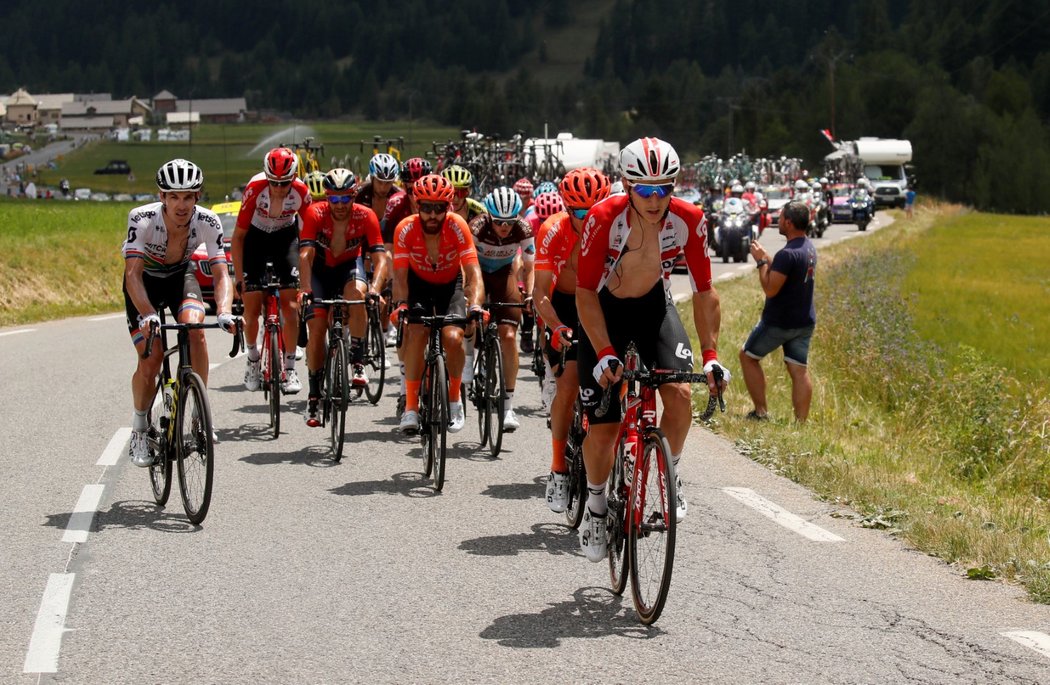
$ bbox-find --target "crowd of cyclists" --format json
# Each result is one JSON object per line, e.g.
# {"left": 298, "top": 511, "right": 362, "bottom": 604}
{"left": 120, "top": 135, "right": 732, "bottom": 565}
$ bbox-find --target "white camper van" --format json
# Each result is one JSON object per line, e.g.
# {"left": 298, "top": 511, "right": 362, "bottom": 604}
{"left": 854, "top": 138, "right": 912, "bottom": 208}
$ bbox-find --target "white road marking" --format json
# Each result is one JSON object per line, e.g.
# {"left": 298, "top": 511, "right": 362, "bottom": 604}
{"left": 89, "top": 313, "right": 125, "bottom": 322}
{"left": 97, "top": 427, "right": 132, "bottom": 466}
{"left": 1003, "top": 631, "right": 1050, "bottom": 661}
{"left": 0, "top": 328, "right": 35, "bottom": 338}
{"left": 63, "top": 484, "right": 105, "bottom": 543}
{"left": 23, "top": 573, "right": 74, "bottom": 673}
{"left": 722, "top": 487, "right": 845, "bottom": 542}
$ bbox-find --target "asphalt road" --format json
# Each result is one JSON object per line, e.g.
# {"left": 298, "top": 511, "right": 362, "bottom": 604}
{"left": 3, "top": 212, "right": 1050, "bottom": 683}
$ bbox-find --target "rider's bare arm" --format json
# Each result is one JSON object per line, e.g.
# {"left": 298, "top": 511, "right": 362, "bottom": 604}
{"left": 691, "top": 287, "right": 721, "bottom": 355}
{"left": 123, "top": 258, "right": 155, "bottom": 319}
{"left": 576, "top": 286, "right": 612, "bottom": 355}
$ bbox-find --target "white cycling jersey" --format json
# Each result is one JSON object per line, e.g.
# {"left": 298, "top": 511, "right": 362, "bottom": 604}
{"left": 121, "top": 202, "right": 226, "bottom": 278}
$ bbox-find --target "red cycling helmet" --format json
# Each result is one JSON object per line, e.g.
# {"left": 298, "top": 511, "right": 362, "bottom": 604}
{"left": 412, "top": 174, "right": 455, "bottom": 203}
{"left": 533, "top": 191, "right": 566, "bottom": 220}
{"left": 401, "top": 157, "right": 433, "bottom": 185}
{"left": 264, "top": 147, "right": 298, "bottom": 182}
{"left": 559, "top": 167, "right": 611, "bottom": 209}
{"left": 513, "top": 178, "right": 534, "bottom": 196}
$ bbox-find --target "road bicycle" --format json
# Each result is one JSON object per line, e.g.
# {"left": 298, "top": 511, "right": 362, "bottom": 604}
{"left": 313, "top": 298, "right": 354, "bottom": 462}
{"left": 595, "top": 342, "right": 724, "bottom": 624}
{"left": 398, "top": 310, "right": 471, "bottom": 491}
{"left": 468, "top": 301, "right": 526, "bottom": 458}
{"left": 552, "top": 338, "right": 587, "bottom": 530}
{"left": 354, "top": 293, "right": 386, "bottom": 405}
{"left": 144, "top": 310, "right": 243, "bottom": 525}
{"left": 258, "top": 262, "right": 286, "bottom": 439}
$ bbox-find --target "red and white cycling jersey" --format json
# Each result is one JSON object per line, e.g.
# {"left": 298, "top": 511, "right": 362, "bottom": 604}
{"left": 392, "top": 213, "right": 478, "bottom": 285}
{"left": 577, "top": 194, "right": 712, "bottom": 294}
{"left": 299, "top": 202, "right": 385, "bottom": 268}
{"left": 236, "top": 172, "right": 312, "bottom": 233}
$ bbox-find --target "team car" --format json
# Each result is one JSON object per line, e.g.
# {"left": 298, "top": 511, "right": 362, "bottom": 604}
{"left": 190, "top": 200, "right": 238, "bottom": 310}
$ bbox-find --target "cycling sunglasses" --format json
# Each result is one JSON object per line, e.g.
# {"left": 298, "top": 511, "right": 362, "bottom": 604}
{"left": 570, "top": 208, "right": 589, "bottom": 220}
{"left": 327, "top": 194, "right": 353, "bottom": 204}
{"left": 418, "top": 202, "right": 448, "bottom": 214}
{"left": 631, "top": 183, "right": 674, "bottom": 199}
{"left": 269, "top": 180, "right": 292, "bottom": 188}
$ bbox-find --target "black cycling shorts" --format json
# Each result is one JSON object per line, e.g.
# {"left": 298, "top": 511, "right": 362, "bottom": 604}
{"left": 578, "top": 282, "right": 694, "bottom": 425}
{"left": 482, "top": 265, "right": 522, "bottom": 327}
{"left": 123, "top": 268, "right": 203, "bottom": 335}
{"left": 241, "top": 222, "right": 300, "bottom": 290}
{"left": 407, "top": 270, "right": 466, "bottom": 322}
{"left": 304, "top": 255, "right": 367, "bottom": 321}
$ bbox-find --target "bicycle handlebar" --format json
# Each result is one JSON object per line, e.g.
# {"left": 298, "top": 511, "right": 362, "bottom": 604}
{"left": 142, "top": 319, "right": 244, "bottom": 360}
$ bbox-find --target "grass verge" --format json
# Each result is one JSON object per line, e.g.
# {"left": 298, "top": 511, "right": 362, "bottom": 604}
{"left": 689, "top": 204, "right": 1050, "bottom": 602}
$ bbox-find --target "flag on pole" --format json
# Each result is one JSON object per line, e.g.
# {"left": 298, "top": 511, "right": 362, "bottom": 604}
{"left": 820, "top": 129, "right": 835, "bottom": 145}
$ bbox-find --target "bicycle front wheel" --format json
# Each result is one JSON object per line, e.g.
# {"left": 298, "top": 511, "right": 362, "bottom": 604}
{"left": 364, "top": 310, "right": 386, "bottom": 405}
{"left": 148, "top": 388, "right": 172, "bottom": 506}
{"left": 327, "top": 338, "right": 348, "bottom": 462}
{"left": 564, "top": 399, "right": 587, "bottom": 530}
{"left": 430, "top": 355, "right": 448, "bottom": 491}
{"left": 420, "top": 360, "right": 434, "bottom": 478}
{"left": 268, "top": 326, "right": 281, "bottom": 439}
{"left": 607, "top": 437, "right": 630, "bottom": 595}
{"left": 628, "top": 428, "right": 677, "bottom": 625}
{"left": 486, "top": 337, "right": 505, "bottom": 458}
{"left": 176, "top": 372, "right": 215, "bottom": 525}
{"left": 473, "top": 347, "right": 490, "bottom": 448}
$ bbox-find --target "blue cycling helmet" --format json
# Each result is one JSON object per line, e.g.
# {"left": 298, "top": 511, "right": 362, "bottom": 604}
{"left": 483, "top": 186, "right": 523, "bottom": 220}
{"left": 532, "top": 181, "right": 559, "bottom": 198}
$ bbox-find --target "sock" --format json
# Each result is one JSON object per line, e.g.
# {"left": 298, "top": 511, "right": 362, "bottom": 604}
{"left": 406, "top": 380, "right": 421, "bottom": 412}
{"left": 132, "top": 409, "right": 147, "bottom": 431}
{"left": 551, "top": 438, "right": 567, "bottom": 473}
{"left": 449, "top": 376, "right": 462, "bottom": 403}
{"left": 308, "top": 370, "right": 323, "bottom": 398}
{"left": 246, "top": 344, "right": 260, "bottom": 362}
{"left": 505, "top": 388, "right": 514, "bottom": 411}
{"left": 399, "top": 364, "right": 406, "bottom": 394}
{"left": 587, "top": 479, "right": 608, "bottom": 516}
{"left": 284, "top": 352, "right": 296, "bottom": 371}
{"left": 350, "top": 337, "right": 363, "bottom": 363}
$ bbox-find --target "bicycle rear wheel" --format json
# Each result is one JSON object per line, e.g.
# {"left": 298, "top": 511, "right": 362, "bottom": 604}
{"left": 364, "top": 310, "right": 386, "bottom": 405}
{"left": 607, "top": 436, "right": 630, "bottom": 595}
{"left": 267, "top": 326, "right": 281, "bottom": 439}
{"left": 431, "top": 355, "right": 448, "bottom": 491}
{"left": 327, "top": 338, "right": 349, "bottom": 462}
{"left": 564, "top": 399, "right": 587, "bottom": 530}
{"left": 148, "top": 389, "right": 173, "bottom": 506}
{"left": 420, "top": 360, "right": 434, "bottom": 478}
{"left": 473, "top": 346, "right": 490, "bottom": 448}
{"left": 176, "top": 372, "right": 214, "bottom": 525}
{"left": 628, "top": 428, "right": 677, "bottom": 625}
{"left": 486, "top": 337, "right": 505, "bottom": 458}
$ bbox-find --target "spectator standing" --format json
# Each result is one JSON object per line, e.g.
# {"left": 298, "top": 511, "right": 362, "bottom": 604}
{"left": 739, "top": 200, "right": 816, "bottom": 422}
{"left": 905, "top": 186, "right": 916, "bottom": 219}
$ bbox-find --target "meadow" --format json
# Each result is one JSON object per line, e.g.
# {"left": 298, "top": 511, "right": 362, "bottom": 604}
{"left": 694, "top": 204, "right": 1050, "bottom": 601}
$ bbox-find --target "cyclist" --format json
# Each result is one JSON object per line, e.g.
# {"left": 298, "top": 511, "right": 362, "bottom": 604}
{"left": 532, "top": 167, "right": 610, "bottom": 512}
{"left": 298, "top": 168, "right": 388, "bottom": 426}
{"left": 356, "top": 152, "right": 406, "bottom": 344}
{"left": 304, "top": 170, "right": 327, "bottom": 201}
{"left": 513, "top": 178, "right": 534, "bottom": 221}
{"left": 231, "top": 147, "right": 312, "bottom": 395}
{"left": 441, "top": 164, "right": 486, "bottom": 224}
{"left": 575, "top": 137, "right": 730, "bottom": 562}
{"left": 520, "top": 189, "right": 565, "bottom": 356}
{"left": 470, "top": 186, "right": 536, "bottom": 431}
{"left": 123, "top": 159, "right": 237, "bottom": 466}
{"left": 390, "top": 174, "right": 483, "bottom": 435}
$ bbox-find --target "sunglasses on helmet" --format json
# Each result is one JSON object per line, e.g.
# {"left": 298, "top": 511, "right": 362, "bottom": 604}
{"left": 418, "top": 202, "right": 448, "bottom": 215}
{"left": 570, "top": 208, "right": 589, "bottom": 220}
{"left": 631, "top": 183, "right": 674, "bottom": 199}
{"left": 327, "top": 194, "right": 353, "bottom": 204}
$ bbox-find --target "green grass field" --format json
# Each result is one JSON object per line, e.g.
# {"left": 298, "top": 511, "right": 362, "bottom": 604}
{"left": 34, "top": 121, "right": 460, "bottom": 197}
{"left": 688, "top": 204, "right": 1050, "bottom": 601}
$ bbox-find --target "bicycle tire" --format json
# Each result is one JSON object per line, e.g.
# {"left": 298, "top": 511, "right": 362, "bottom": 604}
{"left": 268, "top": 326, "right": 281, "bottom": 439}
{"left": 431, "top": 355, "right": 448, "bottom": 491}
{"left": 363, "top": 310, "right": 386, "bottom": 405}
{"left": 328, "top": 338, "right": 348, "bottom": 462}
{"left": 420, "top": 359, "right": 434, "bottom": 478}
{"left": 148, "top": 390, "right": 173, "bottom": 506}
{"left": 486, "top": 336, "right": 505, "bottom": 458}
{"left": 564, "top": 398, "right": 587, "bottom": 530}
{"left": 629, "top": 428, "right": 677, "bottom": 625}
{"left": 607, "top": 436, "right": 630, "bottom": 595}
{"left": 176, "top": 372, "right": 214, "bottom": 525}
{"left": 473, "top": 344, "right": 490, "bottom": 447}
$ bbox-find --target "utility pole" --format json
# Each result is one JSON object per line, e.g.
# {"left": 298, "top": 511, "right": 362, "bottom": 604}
{"left": 826, "top": 49, "right": 848, "bottom": 138}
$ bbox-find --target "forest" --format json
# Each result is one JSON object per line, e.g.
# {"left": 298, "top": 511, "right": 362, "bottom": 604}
{"left": 2, "top": 0, "right": 1049, "bottom": 212}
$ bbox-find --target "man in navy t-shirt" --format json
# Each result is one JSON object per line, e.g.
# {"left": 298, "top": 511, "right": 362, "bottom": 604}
{"left": 739, "top": 200, "right": 817, "bottom": 422}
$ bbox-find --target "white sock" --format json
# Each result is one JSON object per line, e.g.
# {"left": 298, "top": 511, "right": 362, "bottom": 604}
{"left": 246, "top": 344, "right": 260, "bottom": 362}
{"left": 505, "top": 389, "right": 514, "bottom": 411}
{"left": 586, "top": 479, "right": 608, "bottom": 516}
{"left": 400, "top": 364, "right": 406, "bottom": 394}
{"left": 284, "top": 353, "right": 296, "bottom": 371}
{"left": 132, "top": 409, "right": 147, "bottom": 431}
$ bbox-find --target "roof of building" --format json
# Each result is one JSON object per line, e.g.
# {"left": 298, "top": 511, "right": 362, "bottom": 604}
{"left": 62, "top": 97, "right": 152, "bottom": 116}
{"left": 174, "top": 98, "right": 246, "bottom": 116}
{"left": 153, "top": 89, "right": 176, "bottom": 101}
{"left": 36, "top": 93, "right": 75, "bottom": 110}
{"left": 60, "top": 116, "right": 115, "bottom": 129}
{"left": 7, "top": 88, "right": 37, "bottom": 106}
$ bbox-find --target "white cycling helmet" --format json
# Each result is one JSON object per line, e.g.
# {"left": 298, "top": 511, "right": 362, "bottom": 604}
{"left": 619, "top": 137, "right": 680, "bottom": 183}
{"left": 811, "top": 181, "right": 821, "bottom": 190}
{"left": 369, "top": 153, "right": 400, "bottom": 183}
{"left": 731, "top": 183, "right": 744, "bottom": 195}
{"left": 794, "top": 179, "right": 809, "bottom": 191}
{"left": 744, "top": 181, "right": 756, "bottom": 191}
{"left": 156, "top": 158, "right": 203, "bottom": 192}
{"left": 819, "top": 177, "right": 829, "bottom": 185}
{"left": 483, "top": 186, "right": 523, "bottom": 220}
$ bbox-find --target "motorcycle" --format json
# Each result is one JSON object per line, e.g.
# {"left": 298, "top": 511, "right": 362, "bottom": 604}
{"left": 850, "top": 189, "right": 874, "bottom": 231}
{"left": 713, "top": 197, "right": 753, "bottom": 263}
{"left": 807, "top": 192, "right": 829, "bottom": 238}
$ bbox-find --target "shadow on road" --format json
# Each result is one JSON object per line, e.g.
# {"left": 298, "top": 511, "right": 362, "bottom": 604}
{"left": 479, "top": 475, "right": 545, "bottom": 500}
{"left": 240, "top": 444, "right": 335, "bottom": 467}
{"left": 479, "top": 587, "right": 659, "bottom": 647}
{"left": 459, "top": 521, "right": 578, "bottom": 557}
{"left": 329, "top": 471, "right": 439, "bottom": 499}
{"left": 45, "top": 499, "right": 201, "bottom": 534}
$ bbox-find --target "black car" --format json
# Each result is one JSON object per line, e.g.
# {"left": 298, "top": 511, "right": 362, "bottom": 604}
{"left": 94, "top": 160, "right": 131, "bottom": 175}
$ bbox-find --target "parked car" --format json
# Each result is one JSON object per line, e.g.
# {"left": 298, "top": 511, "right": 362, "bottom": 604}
{"left": 191, "top": 201, "right": 238, "bottom": 310}
{"left": 829, "top": 184, "right": 854, "bottom": 223}
{"left": 94, "top": 159, "right": 131, "bottom": 175}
